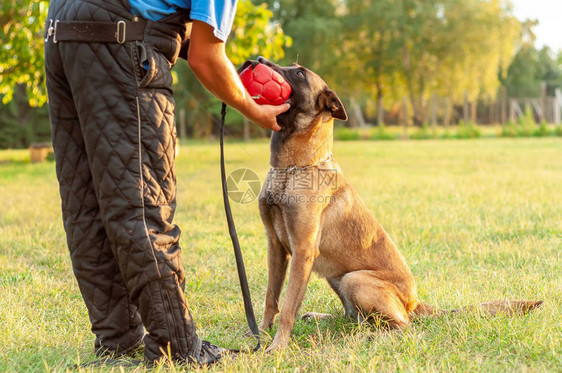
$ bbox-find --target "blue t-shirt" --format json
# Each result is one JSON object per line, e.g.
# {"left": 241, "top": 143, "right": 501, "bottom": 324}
{"left": 129, "top": 0, "right": 238, "bottom": 42}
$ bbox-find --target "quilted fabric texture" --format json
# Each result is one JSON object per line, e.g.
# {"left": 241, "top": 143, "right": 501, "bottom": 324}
{"left": 45, "top": 0, "right": 199, "bottom": 363}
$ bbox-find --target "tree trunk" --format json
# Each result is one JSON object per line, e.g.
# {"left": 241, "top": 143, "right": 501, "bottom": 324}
{"left": 406, "top": 76, "right": 421, "bottom": 126}
{"left": 377, "top": 95, "right": 384, "bottom": 127}
{"left": 500, "top": 86, "right": 507, "bottom": 125}
{"left": 444, "top": 97, "right": 451, "bottom": 129}
{"left": 375, "top": 80, "right": 384, "bottom": 126}
{"left": 430, "top": 93, "right": 437, "bottom": 128}
{"left": 509, "top": 99, "right": 517, "bottom": 122}
{"left": 402, "top": 45, "right": 421, "bottom": 127}
{"left": 540, "top": 81, "right": 547, "bottom": 123}
{"left": 463, "top": 91, "right": 469, "bottom": 123}
{"left": 16, "top": 84, "right": 30, "bottom": 145}
{"left": 416, "top": 77, "right": 426, "bottom": 125}
{"left": 402, "top": 96, "right": 409, "bottom": 137}
{"left": 350, "top": 97, "right": 366, "bottom": 128}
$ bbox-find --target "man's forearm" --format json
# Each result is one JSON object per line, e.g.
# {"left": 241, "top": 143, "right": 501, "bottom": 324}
{"left": 188, "top": 20, "right": 287, "bottom": 131}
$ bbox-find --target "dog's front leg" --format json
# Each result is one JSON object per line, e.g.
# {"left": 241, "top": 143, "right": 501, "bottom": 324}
{"left": 260, "top": 233, "right": 290, "bottom": 331}
{"left": 267, "top": 240, "right": 319, "bottom": 352}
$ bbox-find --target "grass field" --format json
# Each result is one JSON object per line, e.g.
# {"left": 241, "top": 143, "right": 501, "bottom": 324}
{"left": 0, "top": 138, "right": 560, "bottom": 372}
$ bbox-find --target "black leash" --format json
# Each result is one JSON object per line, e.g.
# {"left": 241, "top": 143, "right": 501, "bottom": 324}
{"left": 219, "top": 103, "right": 261, "bottom": 352}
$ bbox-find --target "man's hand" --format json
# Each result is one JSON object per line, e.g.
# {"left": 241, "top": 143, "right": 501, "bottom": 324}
{"left": 188, "top": 20, "right": 289, "bottom": 131}
{"left": 244, "top": 103, "right": 289, "bottom": 132}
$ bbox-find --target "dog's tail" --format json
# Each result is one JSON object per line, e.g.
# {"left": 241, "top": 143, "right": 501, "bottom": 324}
{"left": 412, "top": 300, "right": 542, "bottom": 317}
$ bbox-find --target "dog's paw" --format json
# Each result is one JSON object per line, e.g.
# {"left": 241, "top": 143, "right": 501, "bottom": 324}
{"left": 301, "top": 312, "right": 334, "bottom": 320}
{"left": 265, "top": 339, "right": 287, "bottom": 353}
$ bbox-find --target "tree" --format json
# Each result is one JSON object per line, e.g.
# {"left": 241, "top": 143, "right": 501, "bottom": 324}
{"left": 342, "top": 0, "right": 407, "bottom": 121}
{"left": 504, "top": 45, "right": 562, "bottom": 98}
{"left": 501, "top": 17, "right": 562, "bottom": 99}
{"left": 393, "top": 0, "right": 520, "bottom": 124}
{"left": 332, "top": 0, "right": 521, "bottom": 125}
{"left": 0, "top": 0, "right": 290, "bottom": 144}
{"left": 0, "top": 1, "right": 289, "bottom": 107}
{"left": 0, "top": 85, "right": 50, "bottom": 148}
{"left": 0, "top": 0, "right": 49, "bottom": 107}
{"left": 255, "top": 0, "right": 344, "bottom": 88}
{"left": 537, "top": 47, "right": 562, "bottom": 96}
{"left": 228, "top": 0, "right": 290, "bottom": 65}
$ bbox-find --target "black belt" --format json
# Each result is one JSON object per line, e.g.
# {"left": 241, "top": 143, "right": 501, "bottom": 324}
{"left": 44, "top": 19, "right": 146, "bottom": 44}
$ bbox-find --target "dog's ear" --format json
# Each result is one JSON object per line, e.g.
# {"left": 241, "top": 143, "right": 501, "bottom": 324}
{"left": 318, "top": 89, "right": 348, "bottom": 121}
{"left": 237, "top": 60, "right": 259, "bottom": 74}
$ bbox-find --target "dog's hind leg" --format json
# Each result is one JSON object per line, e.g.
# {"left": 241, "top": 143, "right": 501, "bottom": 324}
{"left": 339, "top": 271, "right": 411, "bottom": 329}
{"left": 325, "top": 276, "right": 361, "bottom": 320}
{"left": 300, "top": 277, "right": 351, "bottom": 321}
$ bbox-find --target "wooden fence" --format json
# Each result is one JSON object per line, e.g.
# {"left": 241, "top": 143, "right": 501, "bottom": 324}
{"left": 348, "top": 87, "right": 562, "bottom": 128}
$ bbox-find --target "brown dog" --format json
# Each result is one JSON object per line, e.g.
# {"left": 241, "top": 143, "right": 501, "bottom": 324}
{"left": 254, "top": 57, "right": 541, "bottom": 352}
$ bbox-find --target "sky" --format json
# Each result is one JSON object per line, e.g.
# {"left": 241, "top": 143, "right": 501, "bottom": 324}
{"left": 510, "top": 0, "right": 562, "bottom": 52}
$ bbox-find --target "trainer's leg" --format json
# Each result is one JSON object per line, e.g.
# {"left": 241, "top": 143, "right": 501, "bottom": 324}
{"left": 44, "top": 3, "right": 144, "bottom": 356}
{"left": 56, "top": 27, "right": 204, "bottom": 362}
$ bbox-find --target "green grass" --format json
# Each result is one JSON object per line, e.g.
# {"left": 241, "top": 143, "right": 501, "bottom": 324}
{"left": 0, "top": 138, "right": 561, "bottom": 372}
{"left": 334, "top": 123, "right": 562, "bottom": 141}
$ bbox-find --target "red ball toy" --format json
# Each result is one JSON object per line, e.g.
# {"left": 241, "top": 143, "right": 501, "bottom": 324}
{"left": 239, "top": 63, "right": 292, "bottom": 105}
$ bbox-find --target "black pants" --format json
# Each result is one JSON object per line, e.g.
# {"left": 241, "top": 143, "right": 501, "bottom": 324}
{"left": 44, "top": 0, "right": 200, "bottom": 362}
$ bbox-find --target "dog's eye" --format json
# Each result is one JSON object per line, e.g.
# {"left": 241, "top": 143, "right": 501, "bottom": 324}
{"left": 296, "top": 70, "right": 305, "bottom": 79}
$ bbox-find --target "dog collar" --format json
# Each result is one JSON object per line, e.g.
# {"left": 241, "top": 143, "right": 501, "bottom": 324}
{"left": 285, "top": 152, "right": 333, "bottom": 174}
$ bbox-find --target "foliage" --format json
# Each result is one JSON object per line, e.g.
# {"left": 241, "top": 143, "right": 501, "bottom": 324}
{"left": 517, "top": 106, "right": 537, "bottom": 136}
{"left": 340, "top": 0, "right": 521, "bottom": 125}
{"left": 370, "top": 122, "right": 399, "bottom": 140}
{"left": 0, "top": 0, "right": 49, "bottom": 107}
{"left": 504, "top": 45, "right": 543, "bottom": 98}
{"left": 502, "top": 114, "right": 557, "bottom": 138}
{"left": 436, "top": 0, "right": 521, "bottom": 102}
{"left": 341, "top": 0, "right": 407, "bottom": 115}
{"left": 0, "top": 85, "right": 50, "bottom": 148}
{"left": 501, "top": 119, "right": 519, "bottom": 137}
{"left": 455, "top": 120, "right": 481, "bottom": 139}
{"left": 334, "top": 121, "right": 561, "bottom": 141}
{"left": 255, "top": 0, "right": 344, "bottom": 88}
{"left": 503, "top": 45, "right": 562, "bottom": 99}
{"left": 501, "top": 19, "right": 562, "bottom": 98}
{"left": 534, "top": 120, "right": 550, "bottom": 137}
{"left": 227, "top": 0, "right": 292, "bottom": 66}
{"left": 0, "top": 0, "right": 290, "bottom": 145}
{"left": 537, "top": 47, "right": 562, "bottom": 96}
{"left": 2, "top": 0, "right": 561, "bottom": 145}
{"left": 410, "top": 123, "right": 437, "bottom": 140}
{"left": 258, "top": 0, "right": 526, "bottom": 126}
{"left": 333, "top": 126, "right": 361, "bottom": 141}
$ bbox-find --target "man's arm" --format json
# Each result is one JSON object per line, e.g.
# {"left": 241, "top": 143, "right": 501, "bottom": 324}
{"left": 188, "top": 20, "right": 288, "bottom": 132}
